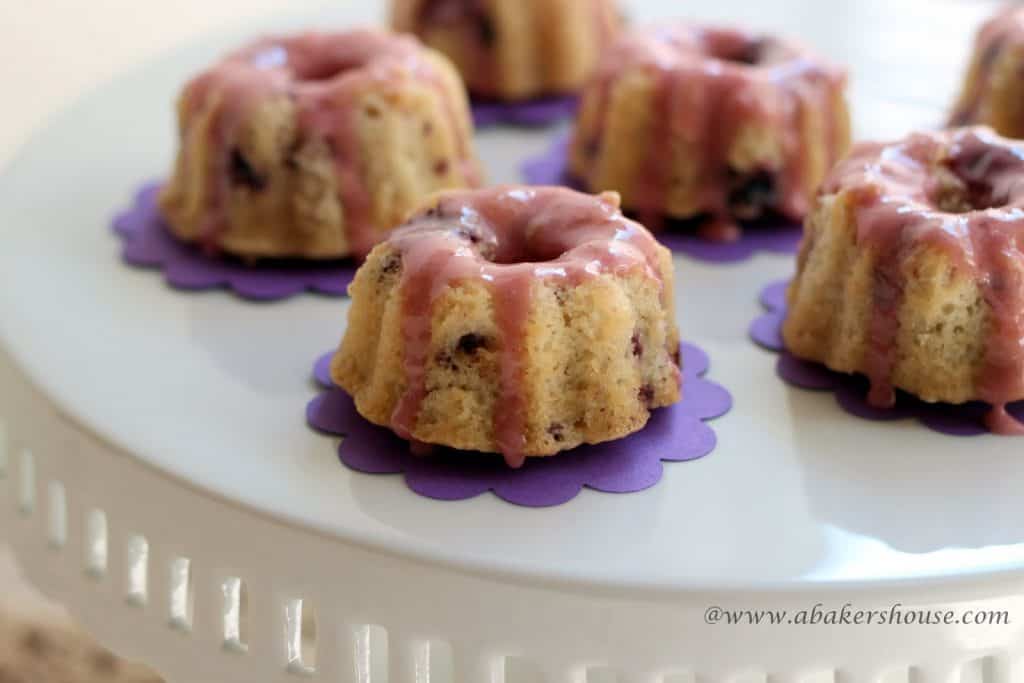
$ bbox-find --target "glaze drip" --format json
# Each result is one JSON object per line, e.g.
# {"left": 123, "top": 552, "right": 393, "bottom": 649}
{"left": 825, "top": 127, "right": 1024, "bottom": 433}
{"left": 179, "top": 30, "right": 479, "bottom": 257}
{"left": 579, "top": 23, "right": 847, "bottom": 237}
{"left": 388, "top": 186, "right": 671, "bottom": 467}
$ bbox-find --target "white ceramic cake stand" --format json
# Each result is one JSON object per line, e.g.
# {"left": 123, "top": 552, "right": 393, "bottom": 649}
{"left": 2, "top": 1, "right": 1023, "bottom": 681}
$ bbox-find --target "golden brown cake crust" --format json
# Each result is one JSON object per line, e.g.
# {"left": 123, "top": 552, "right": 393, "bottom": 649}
{"left": 159, "top": 30, "right": 482, "bottom": 261}
{"left": 784, "top": 127, "right": 1024, "bottom": 434}
{"left": 391, "top": 0, "right": 622, "bottom": 101}
{"left": 332, "top": 186, "right": 681, "bottom": 466}
{"left": 951, "top": 5, "right": 1024, "bottom": 138}
{"left": 569, "top": 22, "right": 850, "bottom": 239}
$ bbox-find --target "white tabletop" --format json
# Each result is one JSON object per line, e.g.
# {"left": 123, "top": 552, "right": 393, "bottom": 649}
{"left": 1, "top": 0, "right": 1018, "bottom": 594}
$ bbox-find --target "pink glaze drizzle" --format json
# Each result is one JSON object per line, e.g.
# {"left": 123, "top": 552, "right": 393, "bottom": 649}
{"left": 388, "top": 186, "right": 672, "bottom": 467}
{"left": 824, "top": 127, "right": 1024, "bottom": 434}
{"left": 581, "top": 23, "right": 847, "bottom": 237}
{"left": 180, "top": 30, "right": 479, "bottom": 257}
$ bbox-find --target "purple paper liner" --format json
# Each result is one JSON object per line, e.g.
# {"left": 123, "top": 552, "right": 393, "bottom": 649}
{"left": 521, "top": 134, "right": 803, "bottom": 263}
{"left": 471, "top": 96, "right": 578, "bottom": 128}
{"left": 750, "top": 279, "right": 1024, "bottom": 436}
{"left": 307, "top": 342, "right": 732, "bottom": 507}
{"left": 112, "top": 182, "right": 356, "bottom": 301}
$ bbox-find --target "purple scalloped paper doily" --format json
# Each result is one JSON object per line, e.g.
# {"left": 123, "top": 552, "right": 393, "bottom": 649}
{"left": 750, "top": 279, "right": 1024, "bottom": 436}
{"left": 112, "top": 183, "right": 356, "bottom": 301}
{"left": 521, "top": 134, "right": 803, "bottom": 263}
{"left": 306, "top": 342, "right": 732, "bottom": 507}
{"left": 471, "top": 96, "right": 578, "bottom": 128}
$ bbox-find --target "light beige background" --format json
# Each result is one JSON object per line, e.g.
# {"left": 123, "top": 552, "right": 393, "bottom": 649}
{"left": 0, "top": 0, "right": 317, "bottom": 620}
{"left": 0, "top": 0, "right": 324, "bottom": 166}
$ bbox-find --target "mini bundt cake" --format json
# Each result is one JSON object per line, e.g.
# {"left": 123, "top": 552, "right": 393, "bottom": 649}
{"left": 332, "top": 185, "right": 682, "bottom": 467}
{"left": 950, "top": 5, "right": 1024, "bottom": 138}
{"left": 784, "top": 127, "right": 1024, "bottom": 435}
{"left": 570, "top": 22, "right": 850, "bottom": 241}
{"left": 159, "top": 30, "right": 483, "bottom": 260}
{"left": 390, "top": 0, "right": 622, "bottom": 101}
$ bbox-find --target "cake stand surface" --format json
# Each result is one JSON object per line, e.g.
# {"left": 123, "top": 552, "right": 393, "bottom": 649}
{"left": 2, "top": 0, "right": 1022, "bottom": 681}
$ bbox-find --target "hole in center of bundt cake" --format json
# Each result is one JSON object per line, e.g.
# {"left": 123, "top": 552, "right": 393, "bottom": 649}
{"left": 250, "top": 44, "right": 364, "bottom": 82}
{"left": 932, "top": 183, "right": 1006, "bottom": 214}
{"left": 488, "top": 246, "right": 562, "bottom": 265}
{"left": 293, "top": 56, "right": 363, "bottom": 82}
{"left": 933, "top": 142, "right": 1023, "bottom": 213}
{"left": 486, "top": 232, "right": 572, "bottom": 265}
{"left": 447, "top": 220, "right": 567, "bottom": 265}
{"left": 705, "top": 35, "right": 766, "bottom": 65}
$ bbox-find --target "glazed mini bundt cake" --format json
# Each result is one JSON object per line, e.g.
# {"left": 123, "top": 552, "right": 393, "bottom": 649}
{"left": 159, "top": 30, "right": 483, "bottom": 261}
{"left": 570, "top": 22, "right": 850, "bottom": 241}
{"left": 332, "top": 185, "right": 682, "bottom": 467}
{"left": 391, "top": 0, "right": 622, "bottom": 101}
{"left": 950, "top": 4, "right": 1024, "bottom": 138}
{"left": 784, "top": 127, "right": 1024, "bottom": 435}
